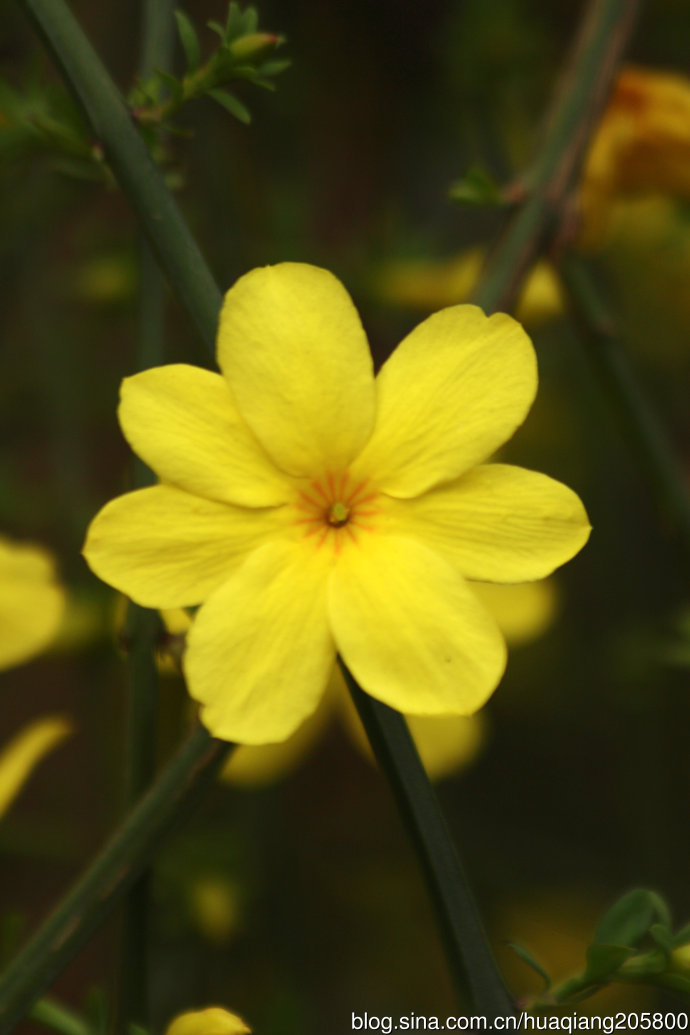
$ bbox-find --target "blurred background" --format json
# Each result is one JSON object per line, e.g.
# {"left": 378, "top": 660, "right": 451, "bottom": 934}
{"left": 2, "top": 0, "right": 690, "bottom": 1031}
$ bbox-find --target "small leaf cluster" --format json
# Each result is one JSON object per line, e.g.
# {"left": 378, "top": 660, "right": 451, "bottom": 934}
{"left": 0, "top": 3, "right": 287, "bottom": 187}
{"left": 0, "top": 80, "right": 107, "bottom": 183}
{"left": 513, "top": 889, "right": 690, "bottom": 1008}
{"left": 130, "top": 3, "right": 289, "bottom": 128}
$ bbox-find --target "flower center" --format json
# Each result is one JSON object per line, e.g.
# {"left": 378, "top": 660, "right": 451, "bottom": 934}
{"left": 294, "top": 472, "right": 379, "bottom": 551}
{"left": 327, "top": 501, "right": 350, "bottom": 527}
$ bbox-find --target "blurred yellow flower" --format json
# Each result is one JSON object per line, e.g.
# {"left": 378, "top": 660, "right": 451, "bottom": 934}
{"left": 73, "top": 252, "right": 136, "bottom": 305}
{"left": 0, "top": 716, "right": 72, "bottom": 819}
{"left": 0, "top": 536, "right": 66, "bottom": 670}
{"left": 84, "top": 263, "right": 589, "bottom": 745}
{"left": 186, "top": 875, "right": 243, "bottom": 945}
{"left": 671, "top": 943, "right": 690, "bottom": 975}
{"left": 581, "top": 66, "right": 690, "bottom": 247}
{"left": 165, "top": 1007, "right": 251, "bottom": 1035}
{"left": 472, "top": 579, "right": 558, "bottom": 646}
{"left": 374, "top": 249, "right": 565, "bottom": 328}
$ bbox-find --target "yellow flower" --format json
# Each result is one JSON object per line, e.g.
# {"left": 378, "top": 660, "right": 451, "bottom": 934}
{"left": 0, "top": 536, "right": 66, "bottom": 670}
{"left": 374, "top": 249, "right": 565, "bottom": 328}
{"left": 165, "top": 1007, "right": 251, "bottom": 1035}
{"left": 83, "top": 263, "right": 590, "bottom": 745}
{"left": 581, "top": 66, "right": 690, "bottom": 246}
{"left": 0, "top": 716, "right": 72, "bottom": 819}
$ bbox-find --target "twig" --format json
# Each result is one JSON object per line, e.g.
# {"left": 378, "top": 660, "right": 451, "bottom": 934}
{"left": 559, "top": 253, "right": 690, "bottom": 571}
{"left": 343, "top": 666, "right": 515, "bottom": 1017}
{"left": 0, "top": 724, "right": 231, "bottom": 1034}
{"left": 18, "top": 0, "right": 221, "bottom": 353}
{"left": 109, "top": 4, "right": 177, "bottom": 1031}
{"left": 473, "top": 0, "right": 641, "bottom": 315}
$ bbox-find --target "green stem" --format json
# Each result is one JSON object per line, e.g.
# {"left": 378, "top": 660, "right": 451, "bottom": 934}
{"left": 29, "top": 997, "right": 90, "bottom": 1035}
{"left": 559, "top": 254, "right": 690, "bottom": 571}
{"left": 110, "top": 6, "right": 177, "bottom": 1031}
{"left": 17, "top": 0, "right": 221, "bottom": 354}
{"left": 472, "top": 0, "right": 640, "bottom": 315}
{"left": 114, "top": 605, "right": 160, "bottom": 1034}
{"left": 341, "top": 665, "right": 515, "bottom": 1017}
{"left": 0, "top": 724, "right": 231, "bottom": 1034}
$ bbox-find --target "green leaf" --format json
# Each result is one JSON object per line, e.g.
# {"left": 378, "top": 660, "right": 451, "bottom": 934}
{"left": 650, "top": 923, "right": 674, "bottom": 957}
{"left": 175, "top": 10, "right": 201, "bottom": 71}
{"left": 594, "top": 889, "right": 672, "bottom": 948}
{"left": 227, "top": 63, "right": 256, "bottom": 80}
{"left": 31, "top": 996, "right": 91, "bottom": 1035}
{"left": 259, "top": 58, "right": 291, "bottom": 76}
{"left": 584, "top": 943, "right": 634, "bottom": 983}
{"left": 130, "top": 74, "right": 162, "bottom": 106}
{"left": 156, "top": 69, "right": 184, "bottom": 104}
{"left": 207, "top": 19, "right": 225, "bottom": 40}
{"left": 250, "top": 77, "right": 277, "bottom": 92}
{"left": 241, "top": 6, "right": 259, "bottom": 35}
{"left": 207, "top": 88, "right": 251, "bottom": 124}
{"left": 673, "top": 923, "right": 690, "bottom": 947}
{"left": 225, "top": 2, "right": 244, "bottom": 41}
{"left": 507, "top": 941, "right": 551, "bottom": 991}
{"left": 448, "top": 165, "right": 505, "bottom": 207}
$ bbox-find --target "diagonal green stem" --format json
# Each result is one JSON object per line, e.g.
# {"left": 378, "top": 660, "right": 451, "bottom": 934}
{"left": 17, "top": 0, "right": 221, "bottom": 354}
{"left": 472, "top": 0, "right": 640, "bottom": 316}
{"left": 341, "top": 665, "right": 515, "bottom": 1016}
{"left": 0, "top": 724, "right": 231, "bottom": 1034}
{"left": 559, "top": 253, "right": 690, "bottom": 571}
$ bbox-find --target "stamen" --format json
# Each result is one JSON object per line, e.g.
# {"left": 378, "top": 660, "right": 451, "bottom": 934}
{"left": 327, "top": 501, "right": 350, "bottom": 527}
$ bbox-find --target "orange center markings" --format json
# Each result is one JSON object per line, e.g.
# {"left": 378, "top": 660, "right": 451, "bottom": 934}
{"left": 294, "top": 472, "right": 379, "bottom": 551}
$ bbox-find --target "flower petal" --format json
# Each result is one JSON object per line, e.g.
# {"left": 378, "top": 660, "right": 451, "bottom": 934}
{"left": 350, "top": 305, "right": 537, "bottom": 497}
{"left": 185, "top": 539, "right": 335, "bottom": 744}
{"left": 0, "top": 717, "right": 72, "bottom": 819}
{"left": 119, "top": 365, "right": 290, "bottom": 506}
{"left": 329, "top": 535, "right": 506, "bottom": 715}
{"left": 216, "top": 263, "right": 375, "bottom": 476}
{"left": 165, "top": 1007, "right": 251, "bottom": 1035}
{"left": 83, "top": 485, "right": 286, "bottom": 607}
{"left": 220, "top": 684, "right": 333, "bottom": 786}
{"left": 0, "top": 539, "right": 65, "bottom": 670}
{"left": 382, "top": 464, "right": 591, "bottom": 581}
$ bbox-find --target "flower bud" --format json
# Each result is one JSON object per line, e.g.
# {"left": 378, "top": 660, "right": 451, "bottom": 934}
{"left": 228, "top": 33, "right": 280, "bottom": 64}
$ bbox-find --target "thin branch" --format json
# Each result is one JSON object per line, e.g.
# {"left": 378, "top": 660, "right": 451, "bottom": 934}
{"left": 0, "top": 724, "right": 231, "bottom": 1034}
{"left": 342, "top": 666, "right": 515, "bottom": 1017}
{"left": 559, "top": 253, "right": 690, "bottom": 571}
{"left": 110, "top": 4, "right": 178, "bottom": 1030}
{"left": 472, "top": 0, "right": 641, "bottom": 315}
{"left": 17, "top": 0, "right": 221, "bottom": 353}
